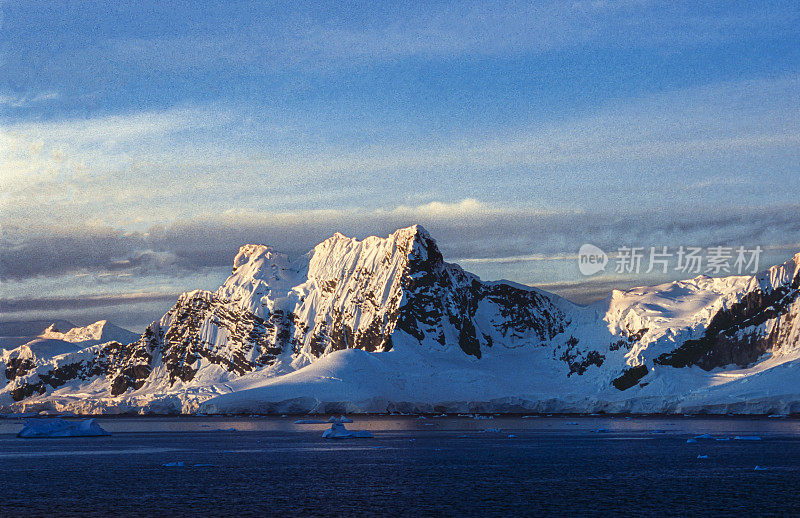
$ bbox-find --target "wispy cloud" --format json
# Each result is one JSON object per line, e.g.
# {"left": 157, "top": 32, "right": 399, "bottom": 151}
{"left": 2, "top": 74, "right": 798, "bottom": 231}
{"left": 95, "top": 2, "right": 799, "bottom": 74}
{"left": 0, "top": 91, "right": 59, "bottom": 108}
{"left": 3, "top": 199, "right": 799, "bottom": 283}
{"left": 0, "top": 291, "right": 179, "bottom": 312}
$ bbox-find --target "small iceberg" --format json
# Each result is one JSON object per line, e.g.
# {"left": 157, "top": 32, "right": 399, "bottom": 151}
{"left": 734, "top": 436, "right": 762, "bottom": 441}
{"left": 754, "top": 465, "right": 768, "bottom": 471}
{"left": 17, "top": 418, "right": 110, "bottom": 438}
{"left": 162, "top": 462, "right": 185, "bottom": 467}
{"left": 697, "top": 454, "right": 709, "bottom": 459}
{"left": 294, "top": 419, "right": 328, "bottom": 424}
{"left": 322, "top": 418, "right": 373, "bottom": 439}
{"left": 591, "top": 429, "right": 611, "bottom": 433}
{"left": 692, "top": 433, "right": 715, "bottom": 440}
{"left": 686, "top": 439, "right": 697, "bottom": 444}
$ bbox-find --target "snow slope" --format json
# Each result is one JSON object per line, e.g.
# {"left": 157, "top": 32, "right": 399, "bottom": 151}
{"left": 3, "top": 226, "right": 800, "bottom": 415}
{"left": 40, "top": 320, "right": 139, "bottom": 346}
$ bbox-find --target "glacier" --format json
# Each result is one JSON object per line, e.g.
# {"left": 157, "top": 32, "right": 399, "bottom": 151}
{"left": 2, "top": 225, "right": 800, "bottom": 415}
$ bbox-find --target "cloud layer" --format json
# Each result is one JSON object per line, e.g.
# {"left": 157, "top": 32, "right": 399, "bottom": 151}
{"left": 3, "top": 200, "right": 799, "bottom": 282}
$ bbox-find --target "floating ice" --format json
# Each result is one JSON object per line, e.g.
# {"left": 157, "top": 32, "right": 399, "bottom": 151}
{"left": 768, "top": 414, "right": 787, "bottom": 418}
{"left": 697, "top": 454, "right": 709, "bottom": 459}
{"left": 482, "top": 428, "right": 502, "bottom": 433}
{"left": 162, "top": 462, "right": 185, "bottom": 467}
{"left": 754, "top": 465, "right": 768, "bottom": 471}
{"left": 17, "top": 418, "right": 110, "bottom": 438}
{"left": 507, "top": 434, "right": 517, "bottom": 438}
{"left": 692, "top": 434, "right": 715, "bottom": 440}
{"left": 686, "top": 439, "right": 697, "bottom": 444}
{"left": 734, "top": 436, "right": 762, "bottom": 441}
{"left": 592, "top": 429, "right": 611, "bottom": 433}
{"left": 322, "top": 418, "right": 373, "bottom": 439}
{"left": 294, "top": 419, "right": 328, "bottom": 424}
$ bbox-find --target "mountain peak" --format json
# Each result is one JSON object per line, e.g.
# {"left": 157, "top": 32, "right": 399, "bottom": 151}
{"left": 231, "top": 244, "right": 289, "bottom": 275}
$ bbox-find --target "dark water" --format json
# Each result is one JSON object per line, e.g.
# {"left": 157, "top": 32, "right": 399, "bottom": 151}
{"left": 1, "top": 415, "right": 800, "bottom": 517}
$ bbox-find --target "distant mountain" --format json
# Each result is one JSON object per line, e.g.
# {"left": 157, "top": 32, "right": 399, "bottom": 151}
{"left": 40, "top": 320, "right": 139, "bottom": 347}
{"left": 0, "top": 320, "right": 77, "bottom": 350}
{"left": 2, "top": 225, "right": 799, "bottom": 415}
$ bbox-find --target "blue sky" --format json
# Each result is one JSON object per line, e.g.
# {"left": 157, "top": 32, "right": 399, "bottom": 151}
{"left": 1, "top": 1, "right": 800, "bottom": 331}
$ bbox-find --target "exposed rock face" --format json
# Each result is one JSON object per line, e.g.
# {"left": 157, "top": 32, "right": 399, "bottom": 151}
{"left": 655, "top": 260, "right": 800, "bottom": 370}
{"left": 3, "top": 227, "right": 800, "bottom": 414}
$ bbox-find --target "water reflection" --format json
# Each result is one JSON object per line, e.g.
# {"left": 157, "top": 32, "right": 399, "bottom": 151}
{"left": 2, "top": 415, "right": 800, "bottom": 436}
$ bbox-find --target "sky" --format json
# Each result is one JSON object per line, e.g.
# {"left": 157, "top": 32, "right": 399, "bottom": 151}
{"left": 1, "top": 0, "right": 800, "bottom": 332}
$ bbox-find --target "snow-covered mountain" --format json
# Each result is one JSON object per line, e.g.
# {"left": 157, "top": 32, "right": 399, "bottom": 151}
{"left": 3, "top": 225, "right": 800, "bottom": 415}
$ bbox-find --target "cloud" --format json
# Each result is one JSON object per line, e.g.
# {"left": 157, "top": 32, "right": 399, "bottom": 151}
{"left": 91, "top": 2, "right": 799, "bottom": 75}
{"left": 534, "top": 277, "right": 658, "bottom": 305}
{"left": 0, "top": 225, "right": 147, "bottom": 281}
{"left": 0, "top": 291, "right": 179, "bottom": 312}
{"left": 0, "top": 91, "right": 59, "bottom": 108}
{"left": 3, "top": 200, "right": 799, "bottom": 282}
{"left": 2, "top": 74, "right": 798, "bottom": 234}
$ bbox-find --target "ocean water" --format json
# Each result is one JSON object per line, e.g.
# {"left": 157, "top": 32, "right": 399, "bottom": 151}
{"left": 1, "top": 415, "right": 800, "bottom": 516}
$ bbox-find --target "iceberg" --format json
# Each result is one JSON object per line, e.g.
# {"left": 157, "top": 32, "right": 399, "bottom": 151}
{"left": 322, "top": 418, "right": 373, "bottom": 439}
{"left": 17, "top": 418, "right": 110, "bottom": 438}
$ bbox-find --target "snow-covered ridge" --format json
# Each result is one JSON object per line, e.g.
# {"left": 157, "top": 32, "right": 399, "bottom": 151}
{"left": 41, "top": 320, "right": 139, "bottom": 346}
{"left": 3, "top": 225, "right": 800, "bottom": 415}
